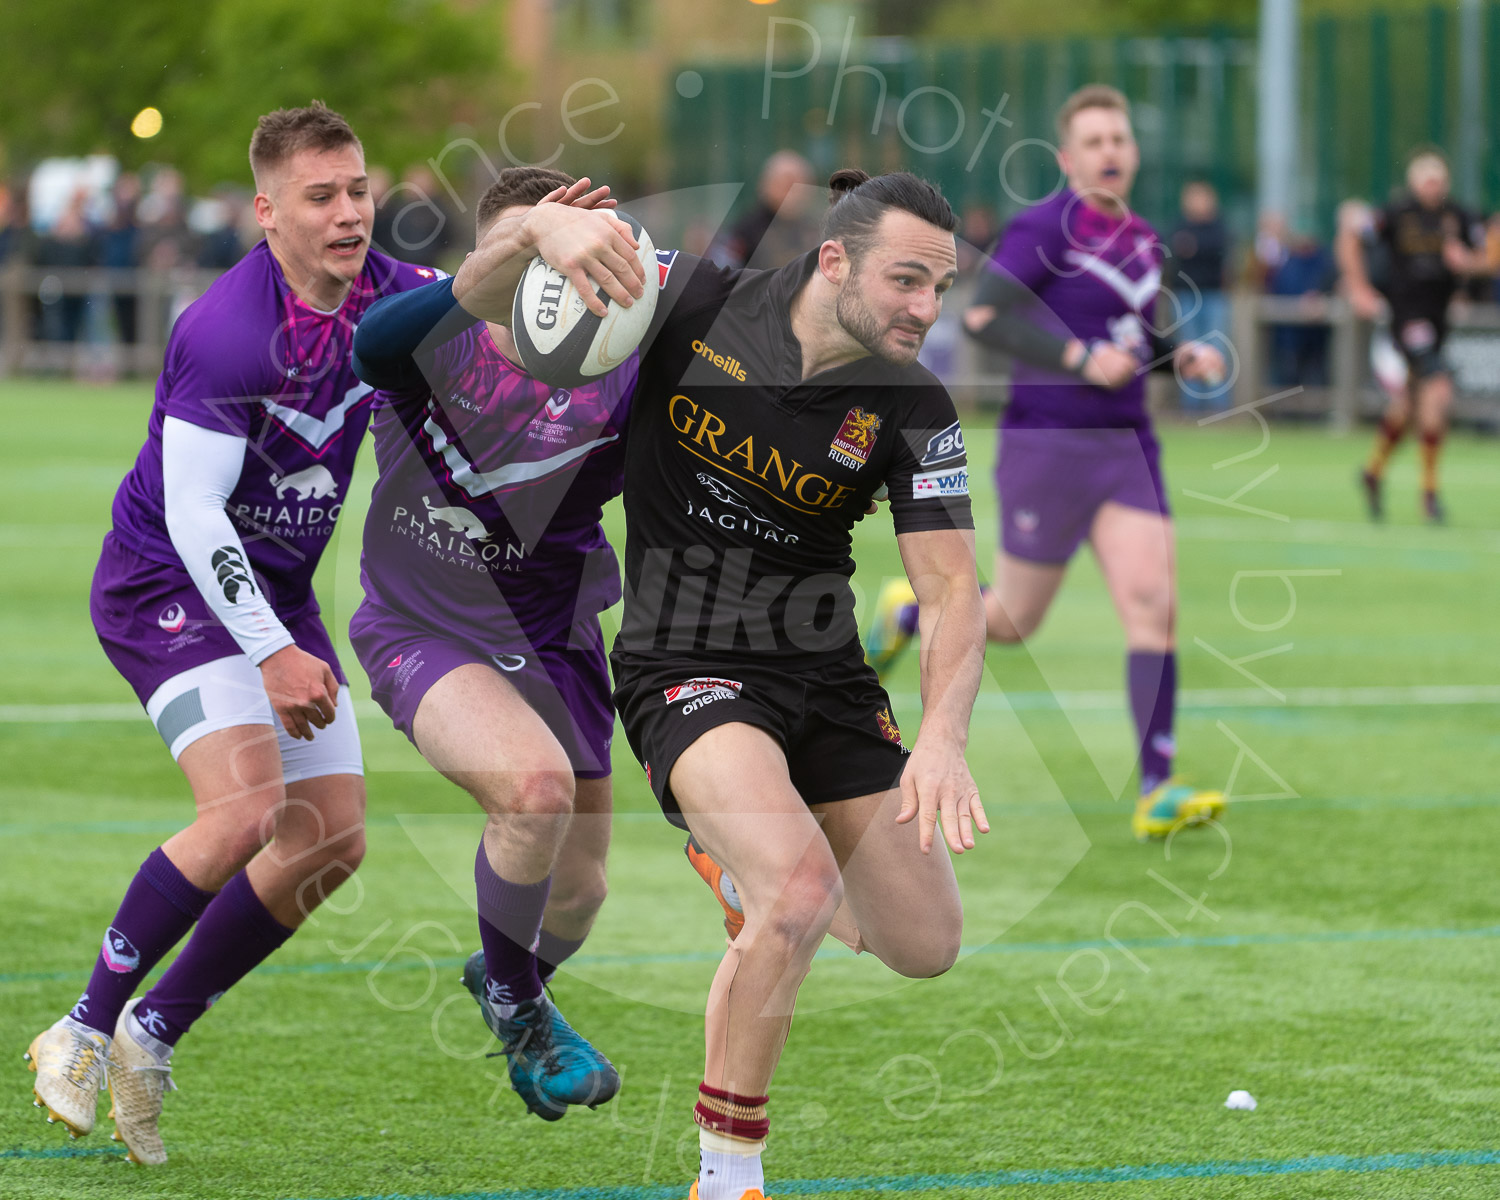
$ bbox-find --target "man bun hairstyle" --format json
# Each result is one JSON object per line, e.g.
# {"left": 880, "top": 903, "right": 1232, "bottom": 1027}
{"left": 821, "top": 169, "right": 957, "bottom": 263}
{"left": 1056, "top": 83, "right": 1131, "bottom": 142}
{"left": 476, "top": 167, "right": 577, "bottom": 235}
{"left": 249, "top": 101, "right": 362, "bottom": 188}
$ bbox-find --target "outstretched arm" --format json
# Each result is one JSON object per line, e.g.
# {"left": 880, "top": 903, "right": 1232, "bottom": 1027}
{"left": 451, "top": 178, "right": 645, "bottom": 325}
{"left": 963, "top": 269, "right": 1137, "bottom": 390}
{"left": 891, "top": 526, "right": 989, "bottom": 855}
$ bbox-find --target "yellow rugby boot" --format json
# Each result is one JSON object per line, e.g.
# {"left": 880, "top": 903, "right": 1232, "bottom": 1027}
{"left": 864, "top": 579, "right": 918, "bottom": 679}
{"left": 1133, "top": 780, "right": 1226, "bottom": 841}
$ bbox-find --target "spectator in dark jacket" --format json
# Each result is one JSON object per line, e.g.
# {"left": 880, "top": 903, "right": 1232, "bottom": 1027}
{"left": 1166, "top": 180, "right": 1232, "bottom": 409}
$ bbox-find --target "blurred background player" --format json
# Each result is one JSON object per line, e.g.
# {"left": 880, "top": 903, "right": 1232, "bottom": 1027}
{"left": 1340, "top": 148, "right": 1489, "bottom": 523}
{"left": 865, "top": 84, "right": 1227, "bottom": 841}
{"left": 706, "top": 150, "right": 817, "bottom": 270}
{"left": 24, "top": 103, "right": 436, "bottom": 1164}
{"left": 349, "top": 170, "right": 635, "bottom": 1120}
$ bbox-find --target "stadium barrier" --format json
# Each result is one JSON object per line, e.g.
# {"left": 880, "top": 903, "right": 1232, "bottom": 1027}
{"left": 0, "top": 263, "right": 221, "bottom": 378}
{"left": 942, "top": 285, "right": 1500, "bottom": 429}
{"left": 5, "top": 265, "right": 1499, "bottom": 431}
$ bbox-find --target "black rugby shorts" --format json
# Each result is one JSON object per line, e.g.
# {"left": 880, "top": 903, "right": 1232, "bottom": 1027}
{"left": 611, "top": 651, "right": 912, "bottom": 828}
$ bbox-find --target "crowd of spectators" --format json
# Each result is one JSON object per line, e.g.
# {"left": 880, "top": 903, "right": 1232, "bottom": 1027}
{"left": 0, "top": 160, "right": 465, "bottom": 368}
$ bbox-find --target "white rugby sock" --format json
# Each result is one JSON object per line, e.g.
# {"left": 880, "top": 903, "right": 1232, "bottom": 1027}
{"left": 698, "top": 1126, "right": 765, "bottom": 1199}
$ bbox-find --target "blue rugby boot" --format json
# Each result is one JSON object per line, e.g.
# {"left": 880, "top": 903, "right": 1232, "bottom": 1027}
{"left": 461, "top": 950, "right": 620, "bottom": 1120}
{"left": 1132, "top": 780, "right": 1226, "bottom": 841}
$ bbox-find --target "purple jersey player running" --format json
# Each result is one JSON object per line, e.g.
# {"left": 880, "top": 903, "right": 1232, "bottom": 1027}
{"left": 349, "top": 169, "right": 641, "bottom": 1120}
{"left": 866, "top": 85, "right": 1227, "bottom": 840}
{"left": 25, "top": 103, "right": 436, "bottom": 1162}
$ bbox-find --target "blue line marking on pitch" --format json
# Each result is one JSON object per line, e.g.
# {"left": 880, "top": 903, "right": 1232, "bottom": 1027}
{"left": 0, "top": 1145, "right": 121, "bottom": 1160}
{"left": 293, "top": 1149, "right": 1500, "bottom": 1200}
{"left": 4, "top": 924, "right": 1498, "bottom": 987}
{"left": 6, "top": 791, "right": 1500, "bottom": 838}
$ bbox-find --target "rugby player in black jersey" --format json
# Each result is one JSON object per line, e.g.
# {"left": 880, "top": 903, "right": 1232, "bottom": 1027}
{"left": 1339, "top": 148, "right": 1489, "bottom": 522}
{"left": 450, "top": 169, "right": 986, "bottom": 1200}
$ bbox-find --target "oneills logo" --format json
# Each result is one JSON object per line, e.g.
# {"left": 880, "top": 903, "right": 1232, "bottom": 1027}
{"left": 692, "top": 339, "right": 747, "bottom": 382}
{"left": 829, "top": 408, "right": 882, "bottom": 469}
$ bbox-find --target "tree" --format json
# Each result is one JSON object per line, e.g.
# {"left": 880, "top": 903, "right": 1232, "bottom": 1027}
{"left": 0, "top": 0, "right": 506, "bottom": 187}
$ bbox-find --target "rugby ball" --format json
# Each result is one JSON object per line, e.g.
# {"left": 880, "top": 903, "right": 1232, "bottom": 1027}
{"left": 512, "top": 210, "right": 659, "bottom": 387}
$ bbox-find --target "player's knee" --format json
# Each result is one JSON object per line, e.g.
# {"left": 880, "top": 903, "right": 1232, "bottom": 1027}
{"left": 886, "top": 915, "right": 962, "bottom": 979}
{"left": 1124, "top": 584, "right": 1172, "bottom": 634}
{"left": 987, "top": 600, "right": 1039, "bottom": 644}
{"left": 317, "top": 824, "right": 366, "bottom": 874}
{"left": 479, "top": 767, "right": 574, "bottom": 820}
{"left": 512, "top": 769, "right": 575, "bottom": 819}
{"left": 754, "top": 860, "right": 843, "bottom": 953}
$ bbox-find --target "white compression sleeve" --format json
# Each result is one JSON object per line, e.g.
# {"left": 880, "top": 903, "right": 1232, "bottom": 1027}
{"left": 161, "top": 415, "right": 294, "bottom": 666}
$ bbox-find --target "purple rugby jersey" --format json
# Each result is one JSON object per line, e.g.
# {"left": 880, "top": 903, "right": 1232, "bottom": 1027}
{"left": 108, "top": 241, "right": 440, "bottom": 610}
{"left": 989, "top": 188, "right": 1165, "bottom": 431}
{"left": 360, "top": 322, "right": 637, "bottom": 652}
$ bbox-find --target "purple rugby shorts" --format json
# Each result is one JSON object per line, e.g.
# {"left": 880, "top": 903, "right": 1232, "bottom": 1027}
{"left": 349, "top": 598, "right": 615, "bottom": 779}
{"left": 996, "top": 426, "right": 1169, "bottom": 565}
{"left": 91, "top": 531, "right": 344, "bottom": 705}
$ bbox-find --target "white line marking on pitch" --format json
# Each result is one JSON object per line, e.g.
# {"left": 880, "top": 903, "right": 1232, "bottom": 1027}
{"left": 890, "top": 683, "right": 1500, "bottom": 713}
{"left": 5, "top": 685, "right": 1498, "bottom": 724}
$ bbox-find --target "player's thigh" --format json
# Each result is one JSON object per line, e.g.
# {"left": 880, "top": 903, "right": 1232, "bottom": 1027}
{"left": 276, "top": 774, "right": 366, "bottom": 864}
{"left": 669, "top": 723, "right": 840, "bottom": 920}
{"left": 272, "top": 681, "right": 365, "bottom": 841}
{"left": 810, "top": 787, "right": 962, "bottom": 973}
{"left": 989, "top": 548, "right": 1068, "bottom": 638}
{"left": 166, "top": 722, "right": 287, "bottom": 888}
{"left": 157, "top": 653, "right": 288, "bottom": 835}
{"left": 1090, "top": 502, "right": 1176, "bottom": 632}
{"left": 175, "top": 722, "right": 285, "bottom": 825}
{"left": 412, "top": 662, "right": 574, "bottom": 810}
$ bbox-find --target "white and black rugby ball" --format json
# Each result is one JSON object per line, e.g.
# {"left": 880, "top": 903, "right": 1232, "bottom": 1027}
{"left": 512, "top": 210, "right": 659, "bottom": 388}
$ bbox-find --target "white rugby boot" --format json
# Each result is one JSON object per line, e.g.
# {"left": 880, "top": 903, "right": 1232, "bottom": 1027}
{"left": 107, "top": 998, "right": 175, "bottom": 1165}
{"left": 24, "top": 1016, "right": 112, "bottom": 1137}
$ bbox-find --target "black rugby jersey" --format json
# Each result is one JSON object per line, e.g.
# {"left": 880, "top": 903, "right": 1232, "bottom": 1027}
{"left": 1372, "top": 198, "right": 1484, "bottom": 312}
{"left": 615, "top": 248, "right": 972, "bottom": 667}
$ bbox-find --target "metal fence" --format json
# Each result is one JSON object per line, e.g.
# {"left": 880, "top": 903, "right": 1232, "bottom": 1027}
{"left": 0, "top": 265, "right": 221, "bottom": 378}
{"left": 668, "top": 4, "right": 1500, "bottom": 240}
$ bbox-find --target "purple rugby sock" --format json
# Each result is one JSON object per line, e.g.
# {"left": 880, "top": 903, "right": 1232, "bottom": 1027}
{"left": 138, "top": 869, "right": 293, "bottom": 1046}
{"left": 1128, "top": 650, "right": 1177, "bottom": 795}
{"left": 474, "top": 842, "right": 549, "bottom": 1010}
{"left": 71, "top": 848, "right": 214, "bottom": 1037}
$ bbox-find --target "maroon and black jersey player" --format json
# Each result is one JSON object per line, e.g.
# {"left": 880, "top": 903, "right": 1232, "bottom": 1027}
{"left": 1340, "top": 147, "right": 1489, "bottom": 522}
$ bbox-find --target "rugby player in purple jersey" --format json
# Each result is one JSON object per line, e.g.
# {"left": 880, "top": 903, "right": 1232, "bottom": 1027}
{"left": 865, "top": 84, "right": 1229, "bottom": 841}
{"left": 24, "top": 103, "right": 439, "bottom": 1163}
{"left": 348, "top": 168, "right": 643, "bottom": 1120}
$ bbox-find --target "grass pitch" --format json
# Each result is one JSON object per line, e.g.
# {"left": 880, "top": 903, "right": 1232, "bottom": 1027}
{"left": 2, "top": 380, "right": 1499, "bottom": 1199}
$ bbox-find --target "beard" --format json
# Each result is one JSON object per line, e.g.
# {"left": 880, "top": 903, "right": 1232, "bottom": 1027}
{"left": 835, "top": 271, "right": 925, "bottom": 366}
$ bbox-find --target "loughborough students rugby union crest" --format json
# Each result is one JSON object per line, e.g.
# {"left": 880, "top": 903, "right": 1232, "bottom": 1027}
{"left": 829, "top": 407, "right": 882, "bottom": 469}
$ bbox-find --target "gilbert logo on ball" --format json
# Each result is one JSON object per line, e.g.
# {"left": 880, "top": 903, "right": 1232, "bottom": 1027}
{"left": 513, "top": 210, "right": 660, "bottom": 388}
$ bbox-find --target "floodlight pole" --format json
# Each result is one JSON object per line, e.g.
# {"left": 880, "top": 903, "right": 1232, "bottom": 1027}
{"left": 1459, "top": 0, "right": 1483, "bottom": 204}
{"left": 1257, "top": 0, "right": 1299, "bottom": 222}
